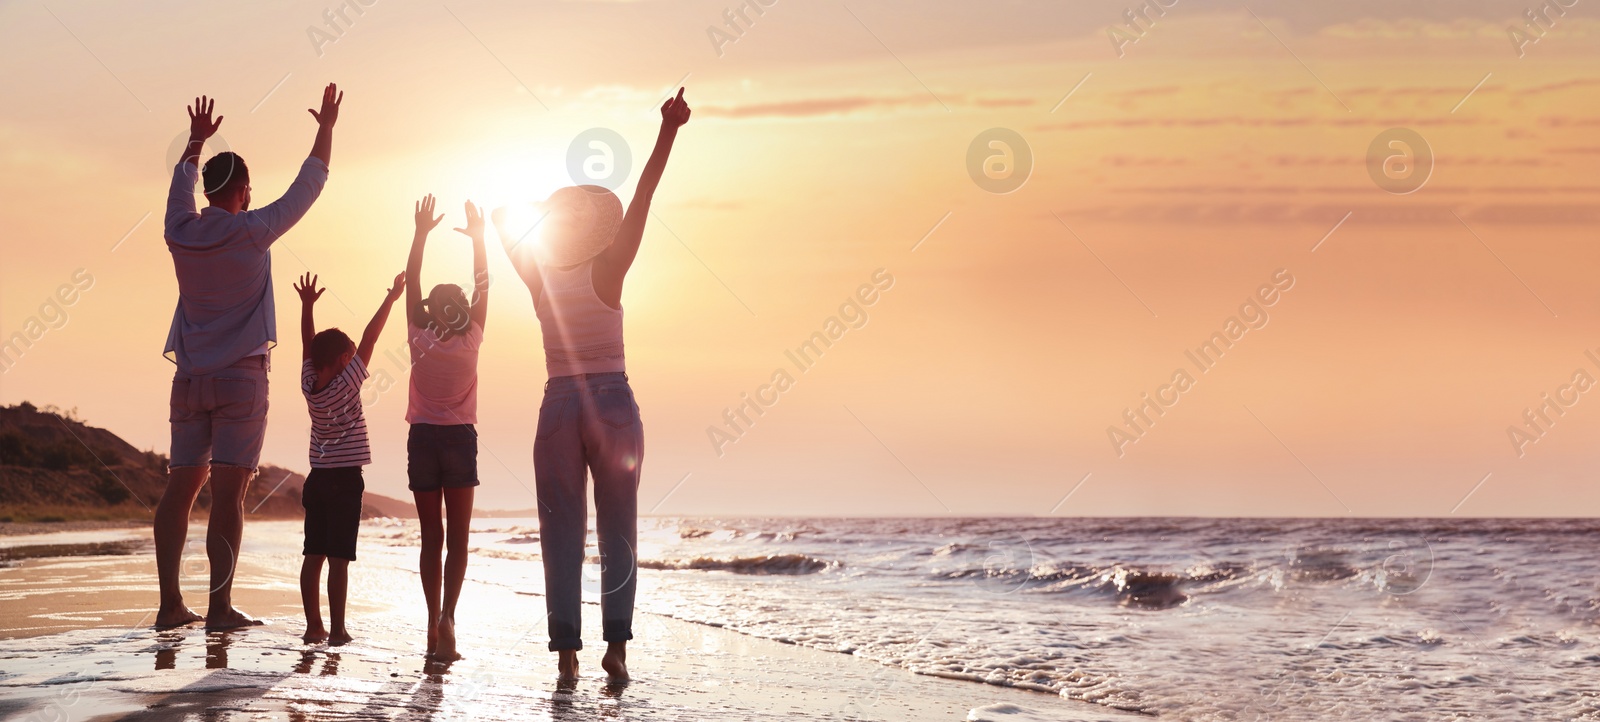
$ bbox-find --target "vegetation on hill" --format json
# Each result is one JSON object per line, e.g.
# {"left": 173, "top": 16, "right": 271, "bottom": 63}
{"left": 0, "top": 402, "right": 414, "bottom": 522}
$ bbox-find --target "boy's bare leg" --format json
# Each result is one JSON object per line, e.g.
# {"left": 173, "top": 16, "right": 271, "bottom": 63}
{"left": 602, "top": 641, "right": 629, "bottom": 683}
{"left": 300, "top": 555, "right": 328, "bottom": 643}
{"left": 155, "top": 466, "right": 209, "bottom": 627}
{"left": 414, "top": 491, "right": 444, "bottom": 656}
{"left": 435, "top": 487, "right": 475, "bottom": 661}
{"left": 328, "top": 558, "right": 351, "bottom": 645}
{"left": 204, "top": 467, "right": 263, "bottom": 629}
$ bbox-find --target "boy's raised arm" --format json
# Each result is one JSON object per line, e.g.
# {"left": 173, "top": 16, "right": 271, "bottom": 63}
{"left": 453, "top": 201, "right": 490, "bottom": 329}
{"left": 598, "top": 87, "right": 691, "bottom": 285}
{"left": 407, "top": 194, "right": 444, "bottom": 328}
{"left": 358, "top": 271, "right": 405, "bottom": 365}
{"left": 293, "top": 273, "right": 324, "bottom": 362}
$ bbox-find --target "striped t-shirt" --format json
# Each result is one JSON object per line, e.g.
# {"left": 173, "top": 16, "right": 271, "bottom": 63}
{"left": 301, "top": 356, "right": 371, "bottom": 468}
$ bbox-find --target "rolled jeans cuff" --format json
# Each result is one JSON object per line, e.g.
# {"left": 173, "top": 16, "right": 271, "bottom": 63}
{"left": 602, "top": 620, "right": 633, "bottom": 643}
{"left": 548, "top": 619, "right": 582, "bottom": 651}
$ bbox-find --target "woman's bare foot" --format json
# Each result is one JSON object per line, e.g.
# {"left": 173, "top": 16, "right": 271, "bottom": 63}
{"left": 302, "top": 627, "right": 329, "bottom": 644}
{"left": 601, "top": 642, "right": 629, "bottom": 684}
{"left": 329, "top": 629, "right": 352, "bottom": 646}
{"left": 557, "top": 650, "right": 579, "bottom": 681}
{"left": 426, "top": 621, "right": 438, "bottom": 656}
{"left": 432, "top": 616, "right": 461, "bottom": 661}
{"left": 154, "top": 605, "right": 204, "bottom": 629}
{"left": 205, "top": 608, "right": 265, "bottom": 630}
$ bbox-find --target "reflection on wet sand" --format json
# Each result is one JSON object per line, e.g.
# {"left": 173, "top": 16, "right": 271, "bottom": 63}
{"left": 205, "top": 630, "right": 236, "bottom": 669}
{"left": 406, "top": 672, "right": 449, "bottom": 719}
{"left": 153, "top": 629, "right": 183, "bottom": 671}
{"left": 293, "top": 649, "right": 341, "bottom": 676}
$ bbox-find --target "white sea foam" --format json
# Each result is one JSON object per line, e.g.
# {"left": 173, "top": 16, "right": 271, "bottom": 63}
{"left": 966, "top": 702, "right": 1057, "bottom": 721}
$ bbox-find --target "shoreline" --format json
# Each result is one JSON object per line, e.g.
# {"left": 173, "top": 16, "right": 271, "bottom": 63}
{"left": 0, "top": 520, "right": 150, "bottom": 536}
{"left": 0, "top": 524, "right": 1135, "bottom": 721}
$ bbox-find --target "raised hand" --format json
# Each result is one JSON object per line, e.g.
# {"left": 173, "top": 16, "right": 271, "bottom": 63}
{"left": 294, "top": 272, "right": 324, "bottom": 304}
{"left": 188, "top": 95, "right": 223, "bottom": 140}
{"left": 415, "top": 194, "right": 444, "bottom": 233}
{"left": 453, "top": 201, "right": 485, "bottom": 240}
{"left": 661, "top": 87, "right": 691, "bottom": 129}
{"left": 307, "top": 83, "right": 343, "bottom": 128}
{"left": 386, "top": 271, "right": 406, "bottom": 301}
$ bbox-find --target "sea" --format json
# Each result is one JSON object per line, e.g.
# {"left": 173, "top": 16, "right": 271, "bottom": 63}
{"left": 8, "top": 516, "right": 1600, "bottom": 720}
{"left": 454, "top": 516, "right": 1600, "bottom": 720}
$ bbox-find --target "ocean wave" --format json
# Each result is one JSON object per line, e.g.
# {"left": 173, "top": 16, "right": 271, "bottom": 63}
{"left": 640, "top": 554, "right": 836, "bottom": 575}
{"left": 480, "top": 525, "right": 539, "bottom": 536}
{"left": 936, "top": 562, "right": 1193, "bottom": 608}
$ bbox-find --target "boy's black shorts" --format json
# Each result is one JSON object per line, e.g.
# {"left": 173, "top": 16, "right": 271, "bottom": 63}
{"left": 302, "top": 466, "right": 364, "bottom": 561}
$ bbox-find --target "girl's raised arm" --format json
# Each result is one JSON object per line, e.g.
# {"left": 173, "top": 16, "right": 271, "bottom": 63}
{"left": 407, "top": 194, "right": 444, "bottom": 328}
{"left": 453, "top": 201, "right": 490, "bottom": 329}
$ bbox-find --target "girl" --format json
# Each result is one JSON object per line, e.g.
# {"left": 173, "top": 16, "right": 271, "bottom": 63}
{"left": 494, "top": 88, "right": 691, "bottom": 682}
{"left": 405, "top": 193, "right": 488, "bottom": 661}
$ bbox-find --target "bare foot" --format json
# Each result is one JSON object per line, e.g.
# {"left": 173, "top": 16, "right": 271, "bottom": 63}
{"left": 205, "top": 608, "right": 265, "bottom": 630}
{"left": 426, "top": 621, "right": 438, "bottom": 657}
{"left": 558, "top": 649, "right": 579, "bottom": 681}
{"left": 154, "top": 605, "right": 204, "bottom": 629}
{"left": 432, "top": 616, "right": 461, "bottom": 661}
{"left": 329, "top": 629, "right": 352, "bottom": 646}
{"left": 302, "top": 627, "right": 329, "bottom": 644}
{"left": 602, "top": 642, "right": 629, "bottom": 684}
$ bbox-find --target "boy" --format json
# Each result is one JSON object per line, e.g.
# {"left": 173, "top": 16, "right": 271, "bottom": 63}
{"left": 293, "top": 269, "right": 403, "bottom": 644}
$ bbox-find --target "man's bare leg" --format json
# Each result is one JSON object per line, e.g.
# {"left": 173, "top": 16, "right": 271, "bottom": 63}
{"left": 602, "top": 641, "right": 629, "bottom": 683}
{"left": 434, "top": 486, "right": 475, "bottom": 662}
{"left": 155, "top": 466, "right": 209, "bottom": 627}
{"left": 414, "top": 491, "right": 443, "bottom": 656}
{"left": 204, "top": 466, "right": 263, "bottom": 629}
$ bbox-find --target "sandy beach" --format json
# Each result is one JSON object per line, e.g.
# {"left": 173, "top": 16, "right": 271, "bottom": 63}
{"left": 0, "top": 522, "right": 1132, "bottom": 721}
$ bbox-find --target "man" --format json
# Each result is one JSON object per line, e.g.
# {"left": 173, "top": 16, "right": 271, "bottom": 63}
{"left": 154, "top": 84, "right": 343, "bottom": 629}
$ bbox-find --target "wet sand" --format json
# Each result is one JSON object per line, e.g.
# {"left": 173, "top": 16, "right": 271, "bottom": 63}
{"left": 0, "top": 526, "right": 1134, "bottom": 721}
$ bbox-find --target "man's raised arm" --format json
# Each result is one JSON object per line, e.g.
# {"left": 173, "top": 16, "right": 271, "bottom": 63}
{"left": 166, "top": 96, "right": 223, "bottom": 234}
{"left": 247, "top": 83, "right": 341, "bottom": 244}
{"left": 307, "top": 82, "right": 341, "bottom": 167}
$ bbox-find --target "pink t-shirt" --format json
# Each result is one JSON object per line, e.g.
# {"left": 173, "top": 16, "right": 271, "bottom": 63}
{"left": 406, "top": 321, "right": 483, "bottom": 425}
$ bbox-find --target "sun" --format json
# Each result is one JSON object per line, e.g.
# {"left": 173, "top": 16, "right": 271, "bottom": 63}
{"left": 468, "top": 158, "right": 569, "bottom": 211}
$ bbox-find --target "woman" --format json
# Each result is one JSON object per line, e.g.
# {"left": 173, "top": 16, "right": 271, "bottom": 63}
{"left": 493, "top": 88, "right": 691, "bottom": 683}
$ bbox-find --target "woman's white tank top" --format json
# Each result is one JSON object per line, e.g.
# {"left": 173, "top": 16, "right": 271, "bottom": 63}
{"left": 534, "top": 259, "right": 625, "bottom": 377}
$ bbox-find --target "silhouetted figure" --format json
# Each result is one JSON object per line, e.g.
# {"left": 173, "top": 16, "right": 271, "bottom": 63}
{"left": 494, "top": 87, "right": 693, "bottom": 684}
{"left": 405, "top": 193, "right": 490, "bottom": 661}
{"left": 293, "top": 270, "right": 405, "bottom": 645}
{"left": 154, "top": 84, "right": 343, "bottom": 630}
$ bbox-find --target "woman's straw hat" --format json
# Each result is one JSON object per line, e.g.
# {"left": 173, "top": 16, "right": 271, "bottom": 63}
{"left": 538, "top": 185, "right": 623, "bottom": 267}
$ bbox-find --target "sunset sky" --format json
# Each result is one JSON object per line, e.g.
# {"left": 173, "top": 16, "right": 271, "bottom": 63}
{"left": 2, "top": 0, "right": 1598, "bottom": 517}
